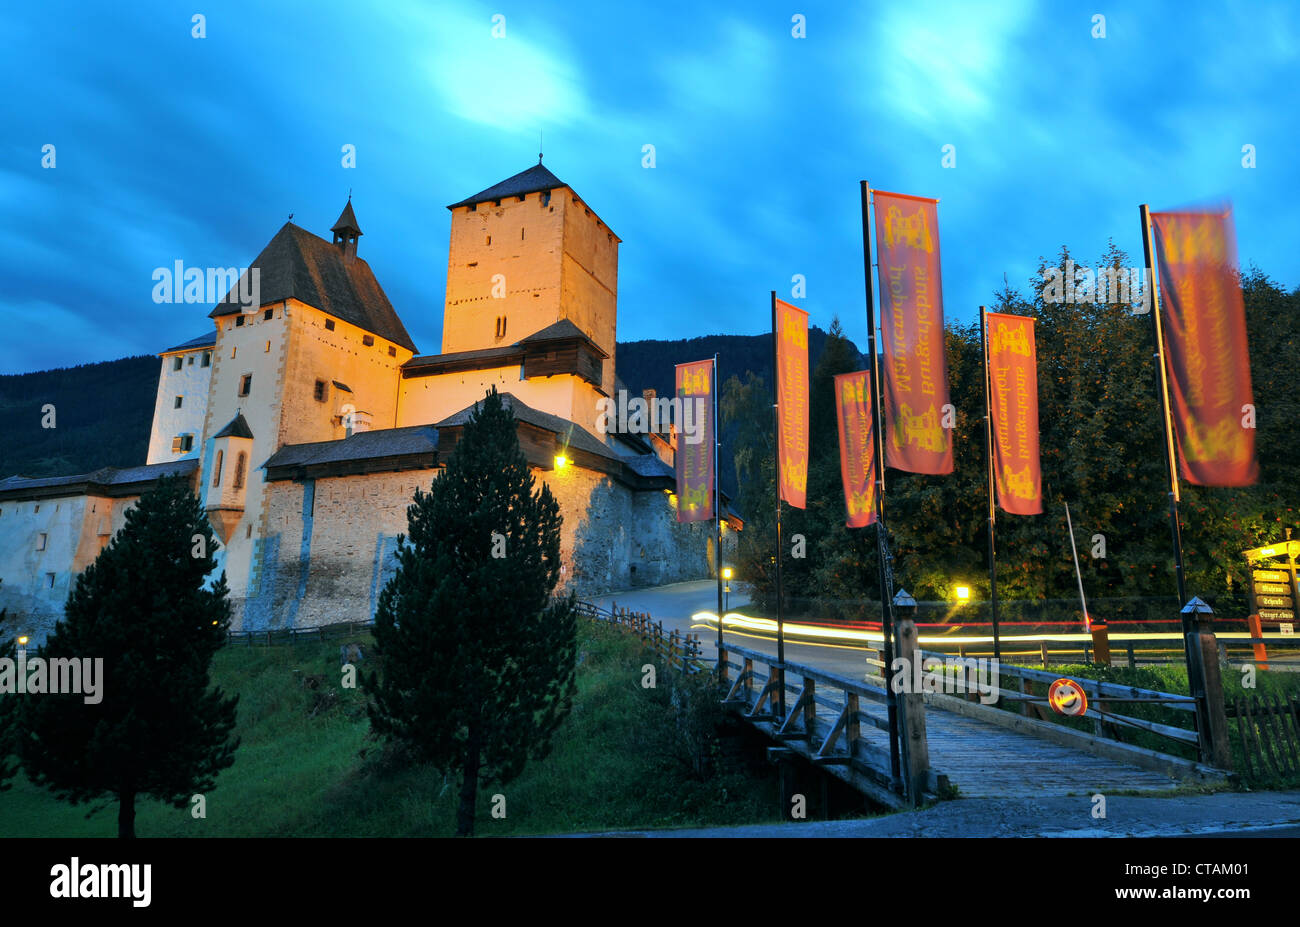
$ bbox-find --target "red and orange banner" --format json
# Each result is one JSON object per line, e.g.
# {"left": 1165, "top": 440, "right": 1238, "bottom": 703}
{"left": 834, "top": 371, "right": 877, "bottom": 527}
{"left": 1151, "top": 208, "right": 1258, "bottom": 487}
{"left": 873, "top": 190, "right": 953, "bottom": 475}
{"left": 774, "top": 298, "right": 809, "bottom": 508}
{"left": 674, "top": 359, "right": 715, "bottom": 522}
{"left": 985, "top": 312, "right": 1042, "bottom": 515}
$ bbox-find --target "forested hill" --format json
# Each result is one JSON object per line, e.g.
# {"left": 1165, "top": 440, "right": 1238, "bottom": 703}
{"left": 0, "top": 329, "right": 862, "bottom": 486}
{"left": 0, "top": 356, "right": 160, "bottom": 479}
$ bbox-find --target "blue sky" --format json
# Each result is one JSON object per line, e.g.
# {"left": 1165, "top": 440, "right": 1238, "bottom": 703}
{"left": 2, "top": 0, "right": 1296, "bottom": 374}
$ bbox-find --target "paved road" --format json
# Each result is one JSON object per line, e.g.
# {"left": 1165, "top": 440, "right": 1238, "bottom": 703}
{"left": 575, "top": 791, "right": 1300, "bottom": 838}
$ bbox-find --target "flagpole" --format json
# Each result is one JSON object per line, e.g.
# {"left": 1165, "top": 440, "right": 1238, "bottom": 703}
{"left": 770, "top": 291, "right": 786, "bottom": 721}
{"left": 1139, "top": 205, "right": 1191, "bottom": 630}
{"left": 714, "top": 353, "right": 724, "bottom": 653}
{"left": 979, "top": 306, "right": 1001, "bottom": 659}
{"left": 860, "top": 182, "right": 901, "bottom": 785}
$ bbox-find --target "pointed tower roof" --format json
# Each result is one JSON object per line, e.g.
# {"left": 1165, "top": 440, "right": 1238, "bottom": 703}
{"left": 331, "top": 199, "right": 362, "bottom": 238}
{"left": 447, "top": 163, "right": 567, "bottom": 209}
{"left": 213, "top": 413, "right": 254, "bottom": 440}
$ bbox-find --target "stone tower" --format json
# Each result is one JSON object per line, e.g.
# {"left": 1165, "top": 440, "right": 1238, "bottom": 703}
{"left": 441, "top": 161, "right": 619, "bottom": 394}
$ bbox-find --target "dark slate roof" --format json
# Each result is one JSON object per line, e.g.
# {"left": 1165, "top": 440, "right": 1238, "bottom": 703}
{"left": 162, "top": 331, "right": 217, "bottom": 354}
{"left": 331, "top": 200, "right": 362, "bottom": 236}
{"left": 519, "top": 318, "right": 607, "bottom": 356}
{"left": 402, "top": 344, "right": 523, "bottom": 373}
{"left": 435, "top": 393, "right": 619, "bottom": 462}
{"left": 262, "top": 425, "right": 439, "bottom": 471}
{"left": 447, "top": 163, "right": 567, "bottom": 209}
{"left": 0, "top": 458, "right": 199, "bottom": 498}
{"left": 624, "top": 454, "right": 675, "bottom": 479}
{"left": 208, "top": 222, "right": 417, "bottom": 353}
{"left": 213, "top": 413, "right": 253, "bottom": 440}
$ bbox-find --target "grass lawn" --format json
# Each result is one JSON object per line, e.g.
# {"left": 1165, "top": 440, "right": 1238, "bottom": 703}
{"left": 0, "top": 621, "right": 782, "bottom": 837}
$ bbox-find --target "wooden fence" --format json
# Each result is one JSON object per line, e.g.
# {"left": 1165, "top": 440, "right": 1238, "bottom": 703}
{"left": 575, "top": 601, "right": 706, "bottom": 674}
{"left": 1228, "top": 695, "right": 1300, "bottom": 779}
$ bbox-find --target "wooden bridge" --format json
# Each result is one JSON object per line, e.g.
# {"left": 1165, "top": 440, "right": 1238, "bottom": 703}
{"left": 579, "top": 601, "right": 1234, "bottom": 810}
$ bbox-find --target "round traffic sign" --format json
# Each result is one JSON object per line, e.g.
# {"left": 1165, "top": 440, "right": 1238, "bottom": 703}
{"left": 1048, "top": 677, "right": 1088, "bottom": 716}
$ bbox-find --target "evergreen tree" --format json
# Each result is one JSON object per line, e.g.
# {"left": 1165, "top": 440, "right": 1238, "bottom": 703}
{"left": 366, "top": 387, "right": 577, "bottom": 837}
{"left": 19, "top": 475, "right": 239, "bottom": 837}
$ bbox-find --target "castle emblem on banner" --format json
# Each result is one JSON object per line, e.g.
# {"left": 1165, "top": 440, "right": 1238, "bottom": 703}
{"left": 991, "top": 322, "right": 1030, "bottom": 357}
{"left": 892, "top": 403, "right": 948, "bottom": 452}
{"left": 1003, "top": 465, "right": 1035, "bottom": 499}
{"left": 883, "top": 206, "right": 934, "bottom": 254}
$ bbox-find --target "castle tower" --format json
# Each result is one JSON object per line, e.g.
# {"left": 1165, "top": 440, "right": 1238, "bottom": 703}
{"left": 441, "top": 161, "right": 619, "bottom": 395}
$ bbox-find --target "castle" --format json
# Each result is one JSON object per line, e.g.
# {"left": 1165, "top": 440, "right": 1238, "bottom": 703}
{"left": 0, "top": 163, "right": 739, "bottom": 641}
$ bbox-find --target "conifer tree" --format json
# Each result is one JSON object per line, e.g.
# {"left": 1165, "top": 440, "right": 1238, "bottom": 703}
{"left": 19, "top": 475, "right": 239, "bottom": 837}
{"left": 367, "top": 387, "right": 577, "bottom": 837}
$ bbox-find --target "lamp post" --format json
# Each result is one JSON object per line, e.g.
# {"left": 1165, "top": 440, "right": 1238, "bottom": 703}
{"left": 722, "top": 567, "right": 733, "bottom": 614}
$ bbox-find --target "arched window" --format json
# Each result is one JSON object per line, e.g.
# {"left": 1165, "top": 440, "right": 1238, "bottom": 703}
{"left": 212, "top": 450, "right": 224, "bottom": 487}
{"left": 233, "top": 452, "right": 247, "bottom": 490}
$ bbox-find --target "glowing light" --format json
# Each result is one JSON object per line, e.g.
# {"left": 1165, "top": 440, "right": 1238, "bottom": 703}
{"left": 722, "top": 567, "right": 733, "bottom": 580}
{"left": 553, "top": 455, "right": 569, "bottom": 470}
{"left": 955, "top": 586, "right": 971, "bottom": 601}
{"left": 1260, "top": 547, "right": 1277, "bottom": 556}
{"left": 17, "top": 636, "right": 29, "bottom": 646}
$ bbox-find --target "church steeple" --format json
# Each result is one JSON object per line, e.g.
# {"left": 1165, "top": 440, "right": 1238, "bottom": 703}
{"left": 331, "top": 198, "right": 362, "bottom": 263}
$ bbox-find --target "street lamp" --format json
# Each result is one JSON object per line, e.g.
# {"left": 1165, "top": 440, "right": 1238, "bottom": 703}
{"left": 722, "top": 567, "right": 733, "bottom": 613}
{"left": 954, "top": 585, "right": 971, "bottom": 603}
{"left": 892, "top": 588, "right": 917, "bottom": 619}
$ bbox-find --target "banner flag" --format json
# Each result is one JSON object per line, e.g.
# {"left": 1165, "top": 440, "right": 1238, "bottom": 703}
{"left": 774, "top": 298, "right": 810, "bottom": 508}
{"left": 834, "top": 371, "right": 878, "bottom": 527}
{"left": 873, "top": 190, "right": 954, "bottom": 475}
{"left": 985, "top": 312, "right": 1043, "bottom": 515}
{"left": 674, "top": 359, "right": 715, "bottom": 522}
{"left": 1150, "top": 208, "right": 1258, "bottom": 487}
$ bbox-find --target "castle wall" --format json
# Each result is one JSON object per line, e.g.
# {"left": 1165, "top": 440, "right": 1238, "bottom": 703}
{"left": 146, "top": 344, "right": 215, "bottom": 464}
{"left": 442, "top": 192, "right": 565, "bottom": 354}
{"left": 278, "top": 301, "right": 412, "bottom": 447}
{"left": 0, "top": 493, "right": 136, "bottom": 641}
{"left": 560, "top": 192, "right": 619, "bottom": 392}
{"left": 397, "top": 364, "right": 604, "bottom": 433}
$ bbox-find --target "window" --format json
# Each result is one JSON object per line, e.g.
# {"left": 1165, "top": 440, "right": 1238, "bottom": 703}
{"left": 541, "top": 191, "right": 551, "bottom": 207}
{"left": 180, "top": 435, "right": 194, "bottom": 453}
{"left": 212, "top": 450, "right": 224, "bottom": 487}
{"left": 325, "top": 319, "right": 335, "bottom": 331}
{"left": 239, "top": 374, "right": 252, "bottom": 397}
{"left": 233, "top": 452, "right": 247, "bottom": 490}
{"left": 187, "top": 355, "right": 195, "bottom": 366}
{"left": 388, "top": 345, "right": 397, "bottom": 357}
{"left": 172, "top": 357, "right": 183, "bottom": 371}
{"left": 34, "top": 504, "right": 39, "bottom": 513}
{"left": 521, "top": 227, "right": 525, "bottom": 240}
{"left": 246, "top": 524, "right": 253, "bottom": 538}
{"left": 172, "top": 436, "right": 183, "bottom": 453}
{"left": 231, "top": 347, "right": 237, "bottom": 358}
{"left": 313, "top": 380, "right": 327, "bottom": 402}
{"left": 495, "top": 316, "right": 507, "bottom": 339}
{"left": 486, "top": 235, "right": 491, "bottom": 246}
{"left": 36, "top": 533, "right": 48, "bottom": 551}
{"left": 264, "top": 309, "right": 274, "bottom": 321}
{"left": 264, "top": 340, "right": 271, "bottom": 352}
{"left": 46, "top": 573, "right": 56, "bottom": 589}
{"left": 174, "top": 396, "right": 183, "bottom": 409}
{"left": 362, "top": 335, "right": 374, "bottom": 347}
{"left": 202, "top": 351, "right": 211, "bottom": 368}
{"left": 235, "top": 316, "right": 245, "bottom": 327}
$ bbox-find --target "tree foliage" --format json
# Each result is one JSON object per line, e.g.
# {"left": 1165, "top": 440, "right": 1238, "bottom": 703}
{"left": 19, "top": 475, "right": 239, "bottom": 837}
{"left": 366, "top": 387, "right": 578, "bottom": 836}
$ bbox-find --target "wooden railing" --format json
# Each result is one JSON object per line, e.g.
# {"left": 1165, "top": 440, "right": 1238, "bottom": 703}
{"left": 716, "top": 640, "right": 946, "bottom": 808}
{"left": 576, "top": 601, "right": 706, "bottom": 674}
{"left": 1228, "top": 694, "right": 1300, "bottom": 779}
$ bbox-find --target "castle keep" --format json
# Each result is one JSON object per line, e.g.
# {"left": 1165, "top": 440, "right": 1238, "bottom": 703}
{"left": 0, "top": 164, "right": 739, "bottom": 640}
